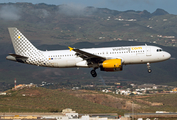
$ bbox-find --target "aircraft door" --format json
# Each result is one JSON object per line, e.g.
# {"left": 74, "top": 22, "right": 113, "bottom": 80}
{"left": 146, "top": 47, "right": 151, "bottom": 56}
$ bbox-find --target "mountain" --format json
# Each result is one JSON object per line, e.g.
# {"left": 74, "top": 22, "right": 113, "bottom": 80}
{"left": 0, "top": 2, "right": 176, "bottom": 46}
{"left": 152, "top": 8, "right": 169, "bottom": 16}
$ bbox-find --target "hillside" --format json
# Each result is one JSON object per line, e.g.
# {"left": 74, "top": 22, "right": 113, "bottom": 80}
{"left": 0, "top": 3, "right": 176, "bottom": 46}
{"left": 0, "top": 87, "right": 125, "bottom": 114}
{"left": 1, "top": 87, "right": 177, "bottom": 114}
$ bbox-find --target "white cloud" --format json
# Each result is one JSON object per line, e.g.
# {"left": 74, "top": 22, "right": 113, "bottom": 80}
{"left": 58, "top": 3, "right": 96, "bottom": 17}
{"left": 0, "top": 5, "right": 21, "bottom": 21}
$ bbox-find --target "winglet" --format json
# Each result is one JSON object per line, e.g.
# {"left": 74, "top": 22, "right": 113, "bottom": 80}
{"left": 68, "top": 46, "right": 74, "bottom": 51}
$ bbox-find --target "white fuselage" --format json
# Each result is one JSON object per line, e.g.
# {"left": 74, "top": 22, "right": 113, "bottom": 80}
{"left": 41, "top": 45, "right": 171, "bottom": 68}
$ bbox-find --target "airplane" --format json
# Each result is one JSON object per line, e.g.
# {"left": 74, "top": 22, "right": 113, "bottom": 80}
{"left": 6, "top": 27, "right": 171, "bottom": 77}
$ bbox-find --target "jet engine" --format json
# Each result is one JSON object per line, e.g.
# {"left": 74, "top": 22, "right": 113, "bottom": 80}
{"left": 100, "top": 59, "right": 122, "bottom": 72}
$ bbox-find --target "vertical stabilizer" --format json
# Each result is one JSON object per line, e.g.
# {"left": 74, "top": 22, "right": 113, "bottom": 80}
{"left": 8, "top": 27, "right": 39, "bottom": 57}
{"left": 8, "top": 27, "right": 48, "bottom": 66}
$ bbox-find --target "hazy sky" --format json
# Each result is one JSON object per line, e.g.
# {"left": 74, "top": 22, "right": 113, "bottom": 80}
{"left": 1, "top": 0, "right": 177, "bottom": 14}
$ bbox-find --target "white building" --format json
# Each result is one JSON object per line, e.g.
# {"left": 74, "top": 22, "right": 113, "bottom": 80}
{"left": 0, "top": 92, "right": 6, "bottom": 95}
{"left": 66, "top": 113, "right": 78, "bottom": 118}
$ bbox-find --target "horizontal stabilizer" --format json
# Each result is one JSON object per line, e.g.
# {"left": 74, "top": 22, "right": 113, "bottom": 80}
{"left": 6, "top": 53, "right": 28, "bottom": 63}
{"left": 9, "top": 53, "right": 28, "bottom": 59}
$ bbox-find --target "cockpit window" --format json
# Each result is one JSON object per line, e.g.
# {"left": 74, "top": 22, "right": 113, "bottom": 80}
{"left": 157, "top": 49, "right": 163, "bottom": 52}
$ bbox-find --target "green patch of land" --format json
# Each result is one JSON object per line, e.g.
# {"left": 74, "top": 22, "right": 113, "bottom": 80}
{"left": 1, "top": 87, "right": 177, "bottom": 114}
{"left": 139, "top": 94, "right": 177, "bottom": 112}
{"left": 0, "top": 87, "right": 123, "bottom": 114}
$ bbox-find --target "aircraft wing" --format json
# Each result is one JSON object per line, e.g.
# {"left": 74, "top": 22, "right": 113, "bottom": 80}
{"left": 69, "top": 47, "right": 106, "bottom": 63}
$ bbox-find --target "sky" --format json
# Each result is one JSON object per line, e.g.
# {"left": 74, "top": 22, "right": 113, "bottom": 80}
{"left": 0, "top": 0, "right": 177, "bottom": 15}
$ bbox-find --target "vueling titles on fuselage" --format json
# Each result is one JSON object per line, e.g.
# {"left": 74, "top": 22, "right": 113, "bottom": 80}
{"left": 112, "top": 47, "right": 142, "bottom": 52}
{"left": 6, "top": 28, "right": 171, "bottom": 77}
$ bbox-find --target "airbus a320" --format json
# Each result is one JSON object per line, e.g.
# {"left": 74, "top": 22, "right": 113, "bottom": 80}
{"left": 6, "top": 28, "right": 171, "bottom": 77}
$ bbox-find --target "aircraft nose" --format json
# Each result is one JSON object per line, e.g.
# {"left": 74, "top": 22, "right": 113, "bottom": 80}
{"left": 164, "top": 52, "right": 171, "bottom": 60}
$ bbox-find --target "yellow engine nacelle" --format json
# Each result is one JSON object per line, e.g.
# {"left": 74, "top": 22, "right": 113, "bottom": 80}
{"left": 100, "top": 59, "right": 123, "bottom": 72}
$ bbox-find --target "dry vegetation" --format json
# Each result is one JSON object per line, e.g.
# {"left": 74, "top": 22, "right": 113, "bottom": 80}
{"left": 0, "top": 88, "right": 124, "bottom": 114}
{"left": 1, "top": 87, "right": 177, "bottom": 114}
{"left": 63, "top": 90, "right": 141, "bottom": 110}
